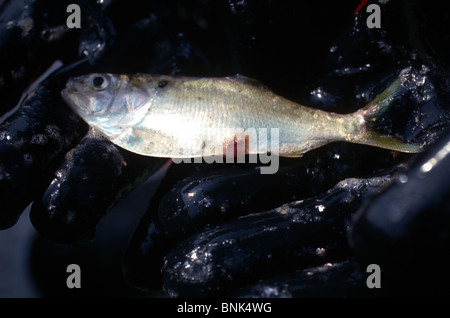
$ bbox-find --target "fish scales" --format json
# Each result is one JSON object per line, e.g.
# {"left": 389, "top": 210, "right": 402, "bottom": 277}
{"left": 141, "top": 75, "right": 332, "bottom": 155}
{"left": 61, "top": 73, "right": 422, "bottom": 159}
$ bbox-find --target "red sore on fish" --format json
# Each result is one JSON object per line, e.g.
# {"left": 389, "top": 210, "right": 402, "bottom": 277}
{"left": 222, "top": 134, "right": 251, "bottom": 157}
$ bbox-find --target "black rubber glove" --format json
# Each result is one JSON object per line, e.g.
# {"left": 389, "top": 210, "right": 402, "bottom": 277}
{"left": 0, "top": 69, "right": 168, "bottom": 243}
{"left": 123, "top": 158, "right": 398, "bottom": 297}
{"left": 2, "top": 0, "right": 450, "bottom": 298}
{"left": 0, "top": 0, "right": 206, "bottom": 243}
{"left": 350, "top": 129, "right": 450, "bottom": 297}
{"left": 0, "top": 75, "right": 87, "bottom": 230}
{"left": 0, "top": 0, "right": 112, "bottom": 115}
{"left": 0, "top": 0, "right": 111, "bottom": 231}
{"left": 0, "top": 0, "right": 125, "bottom": 240}
{"left": 121, "top": 0, "right": 450, "bottom": 298}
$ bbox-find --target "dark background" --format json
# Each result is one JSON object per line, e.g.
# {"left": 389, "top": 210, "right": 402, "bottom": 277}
{"left": 1, "top": 0, "right": 449, "bottom": 297}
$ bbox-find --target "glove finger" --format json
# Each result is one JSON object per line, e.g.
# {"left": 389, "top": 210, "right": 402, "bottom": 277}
{"left": 123, "top": 161, "right": 198, "bottom": 290}
{"left": 350, "top": 129, "right": 450, "bottom": 296}
{"left": 157, "top": 145, "right": 402, "bottom": 242}
{"left": 0, "top": 78, "right": 87, "bottom": 229}
{"left": 232, "top": 258, "right": 382, "bottom": 298}
{"left": 161, "top": 173, "right": 393, "bottom": 297}
{"left": 123, "top": 143, "right": 402, "bottom": 291}
{"left": 30, "top": 131, "right": 167, "bottom": 244}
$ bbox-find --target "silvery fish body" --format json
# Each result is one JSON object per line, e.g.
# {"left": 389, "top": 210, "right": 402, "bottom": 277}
{"left": 61, "top": 73, "right": 421, "bottom": 158}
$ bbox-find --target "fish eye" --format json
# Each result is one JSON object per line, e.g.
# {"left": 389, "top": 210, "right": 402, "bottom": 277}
{"left": 90, "top": 74, "right": 109, "bottom": 91}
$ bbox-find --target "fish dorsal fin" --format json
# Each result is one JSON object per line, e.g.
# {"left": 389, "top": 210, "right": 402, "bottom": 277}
{"left": 227, "top": 74, "right": 269, "bottom": 90}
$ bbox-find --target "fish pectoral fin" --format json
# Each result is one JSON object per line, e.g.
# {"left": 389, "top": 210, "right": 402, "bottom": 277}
{"left": 129, "top": 126, "right": 180, "bottom": 157}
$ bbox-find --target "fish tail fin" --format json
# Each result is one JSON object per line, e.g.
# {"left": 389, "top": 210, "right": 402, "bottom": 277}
{"left": 353, "top": 133, "right": 423, "bottom": 153}
{"left": 361, "top": 77, "right": 403, "bottom": 121}
{"left": 351, "top": 77, "right": 423, "bottom": 153}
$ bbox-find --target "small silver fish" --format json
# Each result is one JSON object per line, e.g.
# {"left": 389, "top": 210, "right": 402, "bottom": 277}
{"left": 61, "top": 73, "right": 421, "bottom": 158}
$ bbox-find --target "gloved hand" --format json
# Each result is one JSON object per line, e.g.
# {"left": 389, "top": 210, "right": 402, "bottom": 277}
{"left": 0, "top": 0, "right": 203, "bottom": 243}
{"left": 119, "top": 0, "right": 450, "bottom": 298}
{"left": 0, "top": 0, "right": 132, "bottom": 242}
{"left": 1, "top": 0, "right": 450, "bottom": 299}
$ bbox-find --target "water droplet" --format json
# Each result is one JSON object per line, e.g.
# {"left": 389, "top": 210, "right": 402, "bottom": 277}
{"left": 315, "top": 204, "right": 325, "bottom": 212}
{"left": 413, "top": 73, "right": 426, "bottom": 86}
{"left": 421, "top": 161, "right": 434, "bottom": 173}
{"left": 202, "top": 197, "right": 212, "bottom": 207}
{"left": 23, "top": 153, "right": 33, "bottom": 165}
{"left": 399, "top": 174, "right": 408, "bottom": 184}
{"left": 315, "top": 247, "right": 326, "bottom": 257}
{"left": 6, "top": 21, "right": 15, "bottom": 29}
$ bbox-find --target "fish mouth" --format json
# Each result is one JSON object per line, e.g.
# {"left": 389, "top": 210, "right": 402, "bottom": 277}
{"left": 61, "top": 77, "right": 93, "bottom": 117}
